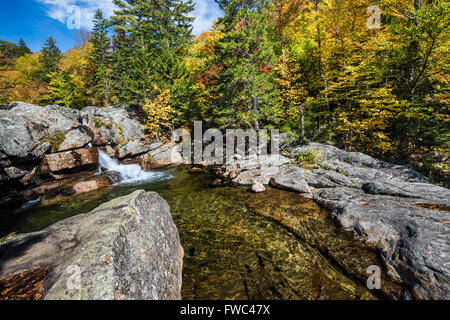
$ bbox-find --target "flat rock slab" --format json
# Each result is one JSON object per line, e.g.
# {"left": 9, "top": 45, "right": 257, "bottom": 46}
{"left": 313, "top": 187, "right": 450, "bottom": 299}
{"left": 41, "top": 148, "right": 99, "bottom": 172}
{"left": 0, "top": 190, "right": 184, "bottom": 300}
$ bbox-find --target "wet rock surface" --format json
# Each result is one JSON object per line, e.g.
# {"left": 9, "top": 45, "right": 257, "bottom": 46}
{"left": 41, "top": 148, "right": 99, "bottom": 173}
{"left": 0, "top": 102, "right": 177, "bottom": 204}
{"left": 0, "top": 190, "right": 184, "bottom": 300}
{"left": 224, "top": 142, "right": 449, "bottom": 299}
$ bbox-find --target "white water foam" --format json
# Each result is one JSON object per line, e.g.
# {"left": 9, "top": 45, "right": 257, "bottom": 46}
{"left": 98, "top": 150, "right": 170, "bottom": 184}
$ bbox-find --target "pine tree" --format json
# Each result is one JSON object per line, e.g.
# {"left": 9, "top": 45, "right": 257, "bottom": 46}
{"left": 89, "top": 10, "right": 113, "bottom": 106}
{"left": 211, "top": 1, "right": 281, "bottom": 130}
{"left": 38, "top": 37, "right": 62, "bottom": 83}
{"left": 17, "top": 38, "right": 31, "bottom": 56}
{"left": 111, "top": 30, "right": 134, "bottom": 102}
{"left": 112, "top": 0, "right": 194, "bottom": 49}
{"left": 110, "top": 0, "right": 195, "bottom": 115}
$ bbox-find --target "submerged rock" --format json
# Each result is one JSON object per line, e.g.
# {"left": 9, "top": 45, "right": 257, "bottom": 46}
{"left": 0, "top": 190, "right": 184, "bottom": 300}
{"left": 313, "top": 187, "right": 450, "bottom": 300}
{"left": 251, "top": 181, "right": 266, "bottom": 193}
{"left": 225, "top": 142, "right": 450, "bottom": 299}
{"left": 289, "top": 143, "right": 450, "bottom": 299}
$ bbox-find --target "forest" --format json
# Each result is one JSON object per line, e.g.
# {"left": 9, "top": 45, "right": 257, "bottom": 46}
{"left": 0, "top": 0, "right": 449, "bottom": 183}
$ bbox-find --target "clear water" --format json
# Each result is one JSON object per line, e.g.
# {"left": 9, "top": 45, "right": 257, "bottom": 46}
{"left": 0, "top": 168, "right": 403, "bottom": 300}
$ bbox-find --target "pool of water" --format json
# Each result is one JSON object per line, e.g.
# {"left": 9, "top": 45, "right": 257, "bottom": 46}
{"left": 0, "top": 168, "right": 403, "bottom": 299}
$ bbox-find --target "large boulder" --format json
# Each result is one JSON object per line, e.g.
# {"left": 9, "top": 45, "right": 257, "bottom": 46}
{"left": 0, "top": 102, "right": 80, "bottom": 160}
{"left": 226, "top": 142, "right": 450, "bottom": 299}
{"left": 280, "top": 143, "right": 450, "bottom": 299}
{"left": 40, "top": 148, "right": 98, "bottom": 173}
{"left": 313, "top": 187, "right": 450, "bottom": 300}
{"left": 0, "top": 190, "right": 184, "bottom": 300}
{"left": 57, "top": 129, "right": 92, "bottom": 152}
{"left": 81, "top": 107, "right": 144, "bottom": 147}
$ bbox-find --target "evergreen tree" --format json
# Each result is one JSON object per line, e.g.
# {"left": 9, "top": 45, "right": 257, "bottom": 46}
{"left": 211, "top": 1, "right": 281, "bottom": 130}
{"left": 110, "top": 0, "right": 195, "bottom": 112}
{"left": 17, "top": 38, "right": 31, "bottom": 56}
{"left": 112, "top": 0, "right": 194, "bottom": 49}
{"left": 89, "top": 10, "right": 113, "bottom": 106}
{"left": 152, "top": 39, "right": 194, "bottom": 125}
{"left": 111, "top": 30, "right": 134, "bottom": 102}
{"left": 38, "top": 37, "right": 62, "bottom": 82}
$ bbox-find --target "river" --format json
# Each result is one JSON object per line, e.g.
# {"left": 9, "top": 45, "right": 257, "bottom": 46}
{"left": 0, "top": 166, "right": 403, "bottom": 299}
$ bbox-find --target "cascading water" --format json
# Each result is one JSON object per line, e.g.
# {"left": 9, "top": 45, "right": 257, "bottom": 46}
{"left": 98, "top": 150, "right": 169, "bottom": 184}
{"left": 81, "top": 115, "right": 93, "bottom": 148}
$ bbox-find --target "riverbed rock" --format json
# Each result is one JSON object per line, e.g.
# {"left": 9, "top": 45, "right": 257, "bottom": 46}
{"left": 144, "top": 141, "right": 186, "bottom": 167}
{"left": 270, "top": 175, "right": 311, "bottom": 194}
{"left": 41, "top": 148, "right": 99, "bottom": 173}
{"left": 313, "top": 187, "right": 450, "bottom": 300}
{"left": 286, "top": 143, "right": 450, "bottom": 300}
{"left": 40, "top": 172, "right": 122, "bottom": 205}
{"left": 0, "top": 190, "right": 184, "bottom": 300}
{"left": 251, "top": 182, "right": 266, "bottom": 193}
{"left": 223, "top": 141, "right": 450, "bottom": 299}
{"left": 116, "top": 140, "right": 161, "bottom": 159}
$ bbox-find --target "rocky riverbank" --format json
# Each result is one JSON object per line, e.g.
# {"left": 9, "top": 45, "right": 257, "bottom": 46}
{"left": 1, "top": 101, "right": 449, "bottom": 300}
{"left": 215, "top": 143, "right": 450, "bottom": 299}
{"left": 0, "top": 190, "right": 183, "bottom": 300}
{"left": 0, "top": 101, "right": 183, "bottom": 204}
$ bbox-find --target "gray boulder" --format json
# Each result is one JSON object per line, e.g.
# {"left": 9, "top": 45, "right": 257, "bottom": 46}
{"left": 81, "top": 107, "right": 144, "bottom": 146}
{"left": 313, "top": 187, "right": 450, "bottom": 300}
{"left": 58, "top": 129, "right": 92, "bottom": 152}
{"left": 269, "top": 165, "right": 311, "bottom": 194}
{"left": 0, "top": 102, "right": 80, "bottom": 160}
{"left": 0, "top": 190, "right": 184, "bottom": 300}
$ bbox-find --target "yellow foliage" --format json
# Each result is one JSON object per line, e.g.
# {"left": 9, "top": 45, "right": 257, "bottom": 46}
{"left": 273, "top": 50, "right": 307, "bottom": 126}
{"left": 0, "top": 52, "right": 48, "bottom": 104}
{"left": 142, "top": 86, "right": 174, "bottom": 139}
{"left": 46, "top": 42, "right": 93, "bottom": 108}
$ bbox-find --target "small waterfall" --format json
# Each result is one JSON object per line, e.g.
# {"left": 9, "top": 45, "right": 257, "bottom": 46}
{"left": 81, "top": 115, "right": 88, "bottom": 126}
{"left": 98, "top": 150, "right": 169, "bottom": 184}
{"left": 81, "top": 115, "right": 93, "bottom": 148}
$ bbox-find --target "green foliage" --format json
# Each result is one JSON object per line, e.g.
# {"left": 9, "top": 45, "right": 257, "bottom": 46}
{"left": 296, "top": 149, "right": 322, "bottom": 167}
{"left": 38, "top": 37, "right": 62, "bottom": 83}
{"left": 41, "top": 132, "right": 66, "bottom": 153}
{"left": 89, "top": 10, "right": 113, "bottom": 106}
{"left": 0, "top": 232, "right": 16, "bottom": 243}
{"left": 209, "top": 1, "right": 282, "bottom": 129}
{"left": 2, "top": 0, "right": 448, "bottom": 182}
{"left": 0, "top": 39, "right": 30, "bottom": 60}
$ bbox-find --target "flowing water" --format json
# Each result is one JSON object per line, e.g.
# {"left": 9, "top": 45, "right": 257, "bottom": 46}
{"left": 0, "top": 158, "right": 403, "bottom": 300}
{"left": 98, "top": 150, "right": 169, "bottom": 183}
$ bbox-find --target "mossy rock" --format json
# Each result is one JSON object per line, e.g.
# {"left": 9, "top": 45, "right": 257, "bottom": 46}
{"left": 41, "top": 132, "right": 66, "bottom": 153}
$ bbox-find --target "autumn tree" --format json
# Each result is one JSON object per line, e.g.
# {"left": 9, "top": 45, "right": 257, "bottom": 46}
{"left": 211, "top": 0, "right": 282, "bottom": 130}
{"left": 46, "top": 42, "right": 93, "bottom": 108}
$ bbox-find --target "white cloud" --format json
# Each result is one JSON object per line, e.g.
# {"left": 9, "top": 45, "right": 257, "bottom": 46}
{"left": 37, "top": 0, "right": 222, "bottom": 35}
{"left": 191, "top": 0, "right": 223, "bottom": 35}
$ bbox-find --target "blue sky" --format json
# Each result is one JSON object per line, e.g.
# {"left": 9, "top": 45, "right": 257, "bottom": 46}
{"left": 0, "top": 0, "right": 223, "bottom": 52}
